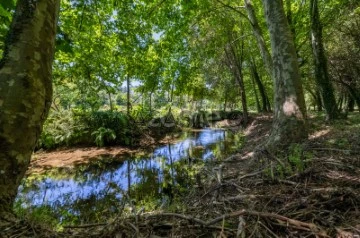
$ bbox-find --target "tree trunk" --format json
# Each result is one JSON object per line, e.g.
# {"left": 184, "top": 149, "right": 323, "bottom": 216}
{"left": 285, "top": 0, "right": 296, "bottom": 41}
{"left": 251, "top": 74, "right": 261, "bottom": 113}
{"left": 315, "top": 90, "right": 323, "bottom": 111}
{"left": 244, "top": 0, "right": 273, "bottom": 76}
{"left": 127, "top": 75, "right": 131, "bottom": 115}
{"left": 347, "top": 97, "right": 355, "bottom": 112}
{"left": 310, "top": 0, "right": 339, "bottom": 120}
{"left": 262, "top": 0, "right": 307, "bottom": 149}
{"left": 343, "top": 83, "right": 360, "bottom": 112}
{"left": 250, "top": 60, "right": 270, "bottom": 112}
{"left": 0, "top": 0, "right": 60, "bottom": 215}
{"left": 107, "top": 90, "right": 113, "bottom": 111}
{"left": 337, "top": 94, "right": 344, "bottom": 112}
{"left": 224, "top": 42, "right": 249, "bottom": 124}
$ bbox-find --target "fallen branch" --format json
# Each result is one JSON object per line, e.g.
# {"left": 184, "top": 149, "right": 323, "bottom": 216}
{"left": 238, "top": 170, "right": 263, "bottom": 180}
{"left": 310, "top": 148, "right": 359, "bottom": 154}
{"left": 63, "top": 223, "right": 107, "bottom": 229}
{"left": 145, "top": 213, "right": 207, "bottom": 226}
{"left": 143, "top": 209, "right": 329, "bottom": 237}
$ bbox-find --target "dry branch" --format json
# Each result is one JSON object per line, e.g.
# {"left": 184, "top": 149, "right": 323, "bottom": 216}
{"left": 142, "top": 209, "right": 329, "bottom": 237}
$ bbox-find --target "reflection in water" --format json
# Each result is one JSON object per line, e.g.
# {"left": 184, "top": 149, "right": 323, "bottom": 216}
{"left": 16, "top": 129, "right": 242, "bottom": 225}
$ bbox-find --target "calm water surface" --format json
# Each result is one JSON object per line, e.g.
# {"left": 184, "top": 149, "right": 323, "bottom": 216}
{"left": 16, "top": 129, "right": 242, "bottom": 224}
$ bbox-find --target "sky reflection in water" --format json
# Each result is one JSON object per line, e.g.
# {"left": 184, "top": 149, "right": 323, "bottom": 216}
{"left": 16, "top": 129, "right": 237, "bottom": 219}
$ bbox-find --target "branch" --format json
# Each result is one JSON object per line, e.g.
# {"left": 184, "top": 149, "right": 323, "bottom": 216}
{"left": 63, "top": 223, "right": 107, "bottom": 229}
{"left": 215, "top": 0, "right": 247, "bottom": 19}
{"left": 144, "top": 209, "right": 329, "bottom": 237}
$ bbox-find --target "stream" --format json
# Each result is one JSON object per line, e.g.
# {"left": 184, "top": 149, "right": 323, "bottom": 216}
{"left": 15, "top": 129, "right": 243, "bottom": 225}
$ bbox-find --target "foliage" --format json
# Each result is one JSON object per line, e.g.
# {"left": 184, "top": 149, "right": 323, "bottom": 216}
{"left": 2, "top": 0, "right": 359, "bottom": 147}
{"left": 38, "top": 110, "right": 136, "bottom": 149}
{"left": 264, "top": 144, "right": 313, "bottom": 180}
{"left": 38, "top": 110, "right": 87, "bottom": 150}
{"left": 91, "top": 127, "right": 116, "bottom": 147}
{"left": 78, "top": 110, "right": 133, "bottom": 146}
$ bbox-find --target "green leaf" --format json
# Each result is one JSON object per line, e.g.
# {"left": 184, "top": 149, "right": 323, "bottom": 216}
{"left": 0, "top": 5, "right": 11, "bottom": 19}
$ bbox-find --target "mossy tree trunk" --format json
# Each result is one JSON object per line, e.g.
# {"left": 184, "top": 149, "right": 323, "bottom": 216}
{"left": 0, "top": 0, "right": 60, "bottom": 215}
{"left": 310, "top": 0, "right": 339, "bottom": 120}
{"left": 262, "top": 0, "right": 308, "bottom": 149}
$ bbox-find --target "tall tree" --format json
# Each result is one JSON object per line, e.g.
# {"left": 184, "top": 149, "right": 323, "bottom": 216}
{"left": 244, "top": 0, "right": 273, "bottom": 76}
{"left": 310, "top": 0, "right": 339, "bottom": 120}
{"left": 262, "top": 0, "right": 307, "bottom": 149}
{"left": 0, "top": 0, "right": 60, "bottom": 215}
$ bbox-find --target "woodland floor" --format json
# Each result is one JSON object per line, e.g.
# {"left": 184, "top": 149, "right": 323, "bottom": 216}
{"left": 1, "top": 112, "right": 360, "bottom": 238}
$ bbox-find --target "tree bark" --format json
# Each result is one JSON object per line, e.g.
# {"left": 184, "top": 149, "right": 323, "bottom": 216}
{"left": 224, "top": 40, "right": 249, "bottom": 124}
{"left": 244, "top": 0, "right": 273, "bottom": 76}
{"left": 262, "top": 0, "right": 307, "bottom": 149}
{"left": 0, "top": 0, "right": 60, "bottom": 214}
{"left": 251, "top": 74, "right": 261, "bottom": 113}
{"left": 127, "top": 75, "right": 131, "bottom": 115}
{"left": 310, "top": 0, "right": 339, "bottom": 120}
{"left": 250, "top": 60, "right": 270, "bottom": 112}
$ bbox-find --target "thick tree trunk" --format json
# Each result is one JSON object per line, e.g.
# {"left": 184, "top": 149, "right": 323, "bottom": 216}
{"left": 310, "top": 0, "right": 339, "bottom": 120}
{"left": 0, "top": 0, "right": 60, "bottom": 214}
{"left": 262, "top": 0, "right": 307, "bottom": 149}
{"left": 244, "top": 0, "right": 273, "bottom": 76}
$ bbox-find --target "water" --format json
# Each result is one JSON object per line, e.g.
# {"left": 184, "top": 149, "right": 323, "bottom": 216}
{"left": 15, "top": 129, "right": 243, "bottom": 225}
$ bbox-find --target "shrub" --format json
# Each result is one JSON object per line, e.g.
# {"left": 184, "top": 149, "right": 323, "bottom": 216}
{"left": 37, "top": 110, "right": 87, "bottom": 150}
{"left": 91, "top": 127, "right": 116, "bottom": 147}
{"left": 78, "top": 110, "right": 135, "bottom": 146}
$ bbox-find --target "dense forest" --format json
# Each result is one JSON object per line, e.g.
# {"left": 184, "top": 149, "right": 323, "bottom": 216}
{"left": 0, "top": 0, "right": 360, "bottom": 237}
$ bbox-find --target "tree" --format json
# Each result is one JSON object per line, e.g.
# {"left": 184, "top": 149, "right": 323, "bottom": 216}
{"left": 0, "top": 0, "right": 60, "bottom": 215}
{"left": 310, "top": 0, "right": 339, "bottom": 120}
{"left": 262, "top": 0, "right": 307, "bottom": 149}
{"left": 244, "top": 0, "right": 273, "bottom": 76}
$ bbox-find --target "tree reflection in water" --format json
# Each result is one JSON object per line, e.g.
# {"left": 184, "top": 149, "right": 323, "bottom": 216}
{"left": 15, "top": 129, "right": 243, "bottom": 225}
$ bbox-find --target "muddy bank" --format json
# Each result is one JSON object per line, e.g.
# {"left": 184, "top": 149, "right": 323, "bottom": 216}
{"left": 29, "top": 119, "right": 243, "bottom": 174}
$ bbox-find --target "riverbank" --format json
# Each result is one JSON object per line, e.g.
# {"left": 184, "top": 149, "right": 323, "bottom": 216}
{"left": 29, "top": 118, "right": 244, "bottom": 174}
{"left": 2, "top": 113, "right": 360, "bottom": 237}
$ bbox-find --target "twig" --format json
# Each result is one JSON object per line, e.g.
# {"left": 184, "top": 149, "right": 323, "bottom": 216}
{"left": 238, "top": 170, "right": 263, "bottom": 180}
{"left": 125, "top": 221, "right": 139, "bottom": 234}
{"left": 145, "top": 213, "right": 207, "bottom": 226}
{"left": 201, "top": 182, "right": 243, "bottom": 199}
{"left": 219, "top": 194, "right": 265, "bottom": 202}
{"left": 258, "top": 221, "right": 279, "bottom": 238}
{"left": 206, "top": 210, "right": 328, "bottom": 237}
{"left": 143, "top": 209, "right": 329, "bottom": 237}
{"left": 310, "top": 148, "right": 358, "bottom": 154}
{"left": 63, "top": 223, "right": 107, "bottom": 229}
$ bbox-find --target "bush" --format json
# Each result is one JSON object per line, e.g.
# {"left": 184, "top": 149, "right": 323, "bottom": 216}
{"left": 38, "top": 110, "right": 140, "bottom": 149}
{"left": 37, "top": 110, "right": 87, "bottom": 150}
{"left": 78, "top": 110, "right": 133, "bottom": 146}
{"left": 91, "top": 127, "right": 116, "bottom": 147}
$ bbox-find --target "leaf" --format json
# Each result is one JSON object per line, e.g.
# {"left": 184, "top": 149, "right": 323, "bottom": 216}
{"left": 0, "top": 0, "right": 16, "bottom": 10}
{"left": 0, "top": 5, "right": 11, "bottom": 19}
